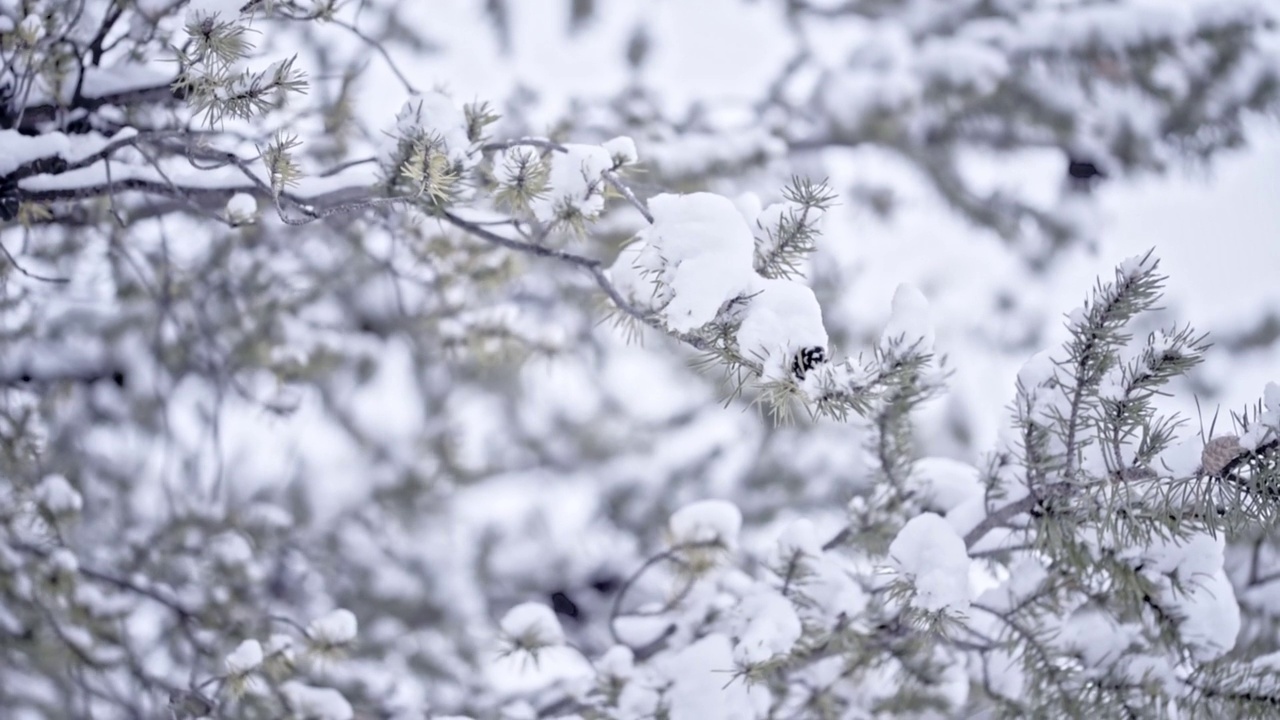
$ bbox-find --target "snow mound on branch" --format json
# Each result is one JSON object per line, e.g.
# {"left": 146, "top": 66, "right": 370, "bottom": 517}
{"left": 653, "top": 634, "right": 769, "bottom": 720}
{"left": 602, "top": 136, "right": 638, "bottom": 166}
{"left": 225, "top": 192, "right": 257, "bottom": 222}
{"left": 880, "top": 283, "right": 935, "bottom": 358}
{"left": 1157, "top": 436, "right": 1204, "bottom": 477}
{"left": 607, "top": 192, "right": 831, "bottom": 381}
{"left": 391, "top": 92, "right": 475, "bottom": 171}
{"left": 669, "top": 499, "right": 743, "bottom": 550}
{"left": 34, "top": 474, "right": 82, "bottom": 515}
{"left": 532, "top": 144, "right": 614, "bottom": 223}
{"left": 889, "top": 512, "right": 972, "bottom": 613}
{"left": 1241, "top": 381, "right": 1280, "bottom": 451}
{"left": 732, "top": 587, "right": 802, "bottom": 665}
{"left": 225, "top": 639, "right": 263, "bottom": 675}
{"left": 1142, "top": 533, "right": 1240, "bottom": 661}
{"left": 281, "top": 682, "right": 353, "bottom": 720}
{"left": 500, "top": 602, "right": 564, "bottom": 648}
{"left": 908, "top": 458, "right": 983, "bottom": 514}
{"left": 307, "top": 608, "right": 357, "bottom": 646}
{"left": 736, "top": 278, "right": 828, "bottom": 381}
{"left": 647, "top": 193, "right": 757, "bottom": 333}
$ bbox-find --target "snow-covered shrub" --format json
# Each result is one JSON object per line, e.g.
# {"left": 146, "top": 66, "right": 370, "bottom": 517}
{"left": 1, "top": 1, "right": 1279, "bottom": 719}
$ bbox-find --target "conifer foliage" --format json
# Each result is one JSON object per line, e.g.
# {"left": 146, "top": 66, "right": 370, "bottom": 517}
{"left": 1, "top": 1, "right": 1279, "bottom": 718}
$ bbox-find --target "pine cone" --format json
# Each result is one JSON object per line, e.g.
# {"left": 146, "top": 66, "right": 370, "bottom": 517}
{"left": 1201, "top": 435, "right": 1244, "bottom": 476}
{"left": 791, "top": 346, "right": 828, "bottom": 381}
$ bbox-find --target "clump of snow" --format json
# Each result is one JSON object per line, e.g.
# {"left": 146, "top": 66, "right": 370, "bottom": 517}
{"left": 1142, "top": 533, "right": 1240, "bottom": 661}
{"left": 732, "top": 192, "right": 763, "bottom": 226}
{"left": 607, "top": 191, "right": 833, "bottom": 372}
{"left": 34, "top": 474, "right": 82, "bottom": 516}
{"left": 775, "top": 518, "right": 822, "bottom": 561}
{"left": 265, "top": 633, "right": 295, "bottom": 663}
{"left": 225, "top": 639, "right": 263, "bottom": 675}
{"left": 1117, "top": 252, "right": 1159, "bottom": 281}
{"left": 307, "top": 608, "right": 358, "bottom": 646}
{"left": 390, "top": 92, "right": 475, "bottom": 171}
{"left": 652, "top": 634, "right": 769, "bottom": 720}
{"left": 880, "top": 283, "right": 935, "bottom": 358}
{"left": 500, "top": 602, "right": 565, "bottom": 648}
{"left": 645, "top": 193, "right": 757, "bottom": 332}
{"left": 18, "top": 13, "right": 45, "bottom": 42}
{"left": 735, "top": 278, "right": 828, "bottom": 381}
{"left": 49, "top": 548, "right": 78, "bottom": 575}
{"left": 209, "top": 531, "right": 254, "bottom": 568}
{"left": 531, "top": 144, "right": 614, "bottom": 224}
{"left": 1264, "top": 382, "right": 1280, "bottom": 429}
{"left": 281, "top": 682, "right": 354, "bottom": 720}
{"left": 669, "top": 499, "right": 743, "bottom": 550}
{"left": 773, "top": 520, "right": 869, "bottom": 632}
{"left": 1242, "top": 381, "right": 1280, "bottom": 451}
{"left": 597, "top": 645, "right": 635, "bottom": 681}
{"left": 1057, "top": 610, "right": 1139, "bottom": 668}
{"left": 1157, "top": 436, "right": 1204, "bottom": 477}
{"left": 888, "top": 512, "right": 972, "bottom": 613}
{"left": 732, "top": 588, "right": 802, "bottom": 666}
{"left": 907, "top": 458, "right": 983, "bottom": 515}
{"left": 1014, "top": 348, "right": 1065, "bottom": 421}
{"left": 225, "top": 192, "right": 258, "bottom": 223}
{"left": 602, "top": 136, "right": 638, "bottom": 166}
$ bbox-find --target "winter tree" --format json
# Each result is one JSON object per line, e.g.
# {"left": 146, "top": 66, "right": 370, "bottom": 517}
{"left": 2, "top": 0, "right": 1280, "bottom": 718}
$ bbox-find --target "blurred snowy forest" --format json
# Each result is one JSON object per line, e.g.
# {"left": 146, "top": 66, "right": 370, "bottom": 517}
{"left": 2, "top": 0, "right": 1280, "bottom": 718}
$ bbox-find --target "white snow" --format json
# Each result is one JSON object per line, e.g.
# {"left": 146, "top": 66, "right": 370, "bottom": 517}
{"left": 265, "top": 633, "right": 295, "bottom": 663}
{"left": 34, "top": 475, "right": 82, "bottom": 515}
{"left": 18, "top": 13, "right": 44, "bottom": 42}
{"left": 1143, "top": 534, "right": 1240, "bottom": 660}
{"left": 531, "top": 143, "right": 614, "bottom": 223}
{"left": 225, "top": 192, "right": 258, "bottom": 222}
{"left": 225, "top": 639, "right": 263, "bottom": 675}
{"left": 1057, "top": 610, "right": 1140, "bottom": 668}
{"left": 391, "top": 92, "right": 475, "bottom": 171}
{"left": 775, "top": 518, "right": 822, "bottom": 561}
{"left": 643, "top": 128, "right": 785, "bottom": 180}
{"left": 880, "top": 283, "right": 935, "bottom": 358}
{"left": 907, "top": 458, "right": 983, "bottom": 515}
{"left": 669, "top": 499, "right": 743, "bottom": 550}
{"left": 653, "top": 634, "right": 769, "bottom": 720}
{"left": 888, "top": 512, "right": 972, "bottom": 613}
{"left": 602, "top": 136, "right": 638, "bottom": 166}
{"left": 1262, "top": 382, "right": 1280, "bottom": 431}
{"left": 644, "top": 192, "right": 758, "bottom": 333}
{"left": 1117, "top": 252, "right": 1159, "bottom": 281}
{"left": 499, "top": 602, "right": 565, "bottom": 648}
{"left": 1157, "top": 436, "right": 1204, "bottom": 477}
{"left": 307, "top": 608, "right": 358, "bottom": 646}
{"left": 49, "top": 549, "right": 78, "bottom": 575}
{"left": 209, "top": 532, "right": 253, "bottom": 568}
{"left": 732, "top": 588, "right": 802, "bottom": 665}
{"left": 735, "top": 278, "right": 828, "bottom": 381}
{"left": 281, "top": 682, "right": 354, "bottom": 720}
{"left": 597, "top": 645, "right": 635, "bottom": 681}
{"left": 186, "top": 0, "right": 245, "bottom": 21}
